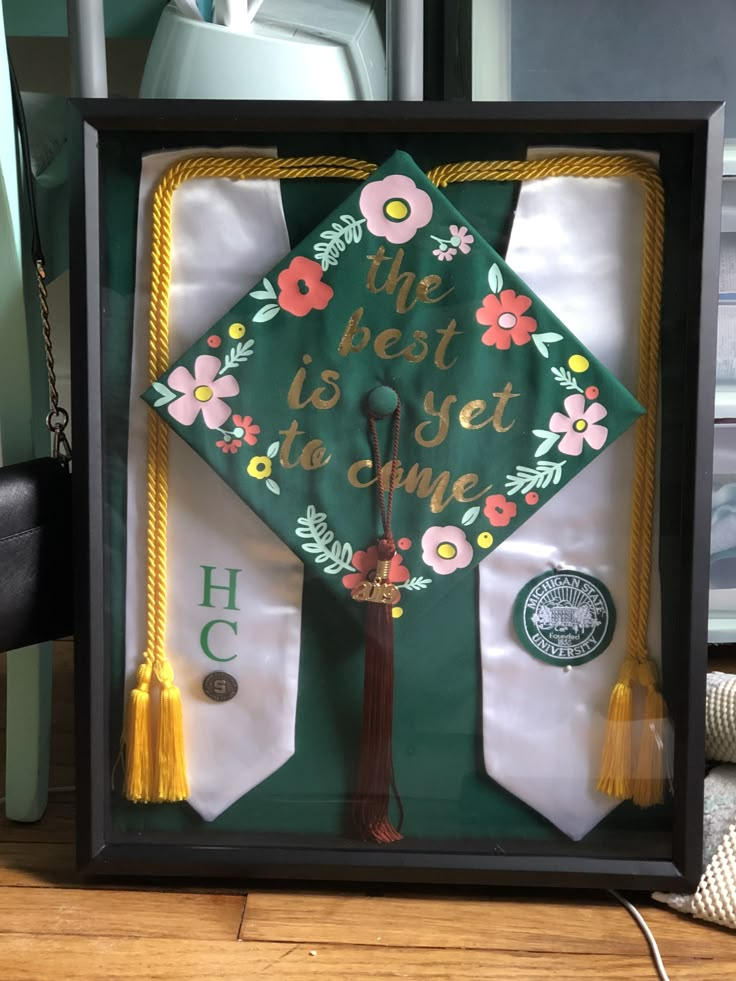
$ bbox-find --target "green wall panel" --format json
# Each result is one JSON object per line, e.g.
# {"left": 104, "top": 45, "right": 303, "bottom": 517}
{"left": 2, "top": 0, "right": 166, "bottom": 39}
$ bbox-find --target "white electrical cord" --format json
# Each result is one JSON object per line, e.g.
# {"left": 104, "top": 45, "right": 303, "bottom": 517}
{"left": 609, "top": 889, "right": 670, "bottom": 981}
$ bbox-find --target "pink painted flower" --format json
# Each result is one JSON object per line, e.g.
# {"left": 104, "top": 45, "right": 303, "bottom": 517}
{"left": 341, "top": 546, "right": 410, "bottom": 591}
{"left": 359, "top": 174, "right": 433, "bottom": 244}
{"left": 277, "top": 256, "right": 333, "bottom": 317}
{"left": 167, "top": 355, "right": 239, "bottom": 429}
{"left": 549, "top": 394, "right": 608, "bottom": 456}
{"left": 216, "top": 438, "right": 242, "bottom": 454}
{"left": 449, "top": 224, "right": 474, "bottom": 254}
{"left": 483, "top": 494, "right": 517, "bottom": 527}
{"left": 421, "top": 526, "right": 473, "bottom": 576}
{"left": 476, "top": 290, "right": 537, "bottom": 349}
{"left": 232, "top": 414, "right": 260, "bottom": 446}
{"left": 433, "top": 246, "right": 457, "bottom": 261}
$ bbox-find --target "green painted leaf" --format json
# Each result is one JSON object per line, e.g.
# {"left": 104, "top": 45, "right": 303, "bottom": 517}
{"left": 219, "top": 339, "right": 256, "bottom": 374}
{"left": 461, "top": 505, "right": 481, "bottom": 526}
{"left": 531, "top": 333, "right": 562, "bottom": 358}
{"left": 313, "top": 215, "right": 366, "bottom": 270}
{"left": 505, "top": 460, "right": 567, "bottom": 495}
{"left": 294, "top": 505, "right": 354, "bottom": 572}
{"left": 152, "top": 381, "right": 176, "bottom": 407}
{"left": 265, "top": 478, "right": 280, "bottom": 495}
{"left": 532, "top": 429, "right": 560, "bottom": 458}
{"left": 266, "top": 441, "right": 280, "bottom": 459}
{"left": 488, "top": 262, "right": 503, "bottom": 293}
{"left": 253, "top": 303, "right": 281, "bottom": 324}
{"left": 249, "top": 277, "right": 275, "bottom": 300}
{"left": 550, "top": 366, "right": 582, "bottom": 393}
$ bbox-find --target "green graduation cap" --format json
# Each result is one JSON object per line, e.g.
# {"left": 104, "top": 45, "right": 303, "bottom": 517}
{"left": 141, "top": 151, "right": 643, "bottom": 841}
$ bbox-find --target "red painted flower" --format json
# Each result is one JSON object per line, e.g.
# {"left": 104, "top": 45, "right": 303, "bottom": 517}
{"left": 231, "top": 414, "right": 260, "bottom": 446}
{"left": 476, "top": 289, "right": 537, "bottom": 350}
{"left": 277, "top": 256, "right": 334, "bottom": 317}
{"left": 341, "top": 546, "right": 411, "bottom": 591}
{"left": 216, "top": 438, "right": 242, "bottom": 454}
{"left": 484, "top": 493, "right": 517, "bottom": 527}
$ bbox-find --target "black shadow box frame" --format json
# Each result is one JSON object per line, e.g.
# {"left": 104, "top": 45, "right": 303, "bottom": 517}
{"left": 69, "top": 100, "right": 723, "bottom": 890}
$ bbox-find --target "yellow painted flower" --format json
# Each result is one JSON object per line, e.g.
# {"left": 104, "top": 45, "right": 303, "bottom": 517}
{"left": 247, "top": 456, "right": 272, "bottom": 480}
{"left": 568, "top": 354, "right": 589, "bottom": 373}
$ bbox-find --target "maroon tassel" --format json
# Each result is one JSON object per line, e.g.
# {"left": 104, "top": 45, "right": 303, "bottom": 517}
{"left": 351, "top": 537, "right": 403, "bottom": 843}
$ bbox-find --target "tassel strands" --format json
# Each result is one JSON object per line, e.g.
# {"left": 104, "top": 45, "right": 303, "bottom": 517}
{"left": 122, "top": 661, "right": 153, "bottom": 802}
{"left": 353, "top": 538, "right": 403, "bottom": 843}
{"left": 155, "top": 662, "right": 189, "bottom": 802}
{"left": 351, "top": 387, "right": 404, "bottom": 843}
{"left": 597, "top": 656, "right": 637, "bottom": 801}
{"left": 597, "top": 655, "right": 668, "bottom": 806}
{"left": 631, "top": 659, "right": 667, "bottom": 807}
{"left": 121, "top": 659, "right": 190, "bottom": 804}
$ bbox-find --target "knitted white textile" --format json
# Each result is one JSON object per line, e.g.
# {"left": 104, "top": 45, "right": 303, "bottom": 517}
{"left": 692, "top": 825, "right": 736, "bottom": 928}
{"left": 706, "top": 673, "right": 736, "bottom": 763}
{"left": 654, "top": 673, "right": 736, "bottom": 927}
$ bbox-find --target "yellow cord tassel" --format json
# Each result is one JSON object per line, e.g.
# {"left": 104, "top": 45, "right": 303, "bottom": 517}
{"left": 123, "top": 662, "right": 154, "bottom": 802}
{"left": 154, "top": 662, "right": 189, "bottom": 802}
{"left": 631, "top": 661, "right": 667, "bottom": 807}
{"left": 597, "top": 656, "right": 667, "bottom": 805}
{"left": 597, "top": 656, "right": 637, "bottom": 800}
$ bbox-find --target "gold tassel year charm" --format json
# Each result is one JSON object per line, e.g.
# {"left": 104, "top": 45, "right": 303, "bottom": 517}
{"left": 351, "top": 557, "right": 401, "bottom": 605}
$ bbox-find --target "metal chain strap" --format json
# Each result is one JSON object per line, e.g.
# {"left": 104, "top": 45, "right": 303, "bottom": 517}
{"left": 35, "top": 258, "right": 71, "bottom": 466}
{"left": 9, "top": 52, "right": 71, "bottom": 468}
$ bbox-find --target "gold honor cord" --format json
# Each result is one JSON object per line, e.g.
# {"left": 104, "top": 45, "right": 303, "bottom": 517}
{"left": 124, "top": 153, "right": 665, "bottom": 809}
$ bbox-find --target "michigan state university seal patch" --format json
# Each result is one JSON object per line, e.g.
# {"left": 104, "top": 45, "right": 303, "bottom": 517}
{"left": 513, "top": 570, "right": 616, "bottom": 666}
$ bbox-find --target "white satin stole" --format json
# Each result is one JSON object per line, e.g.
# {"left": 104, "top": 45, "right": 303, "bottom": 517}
{"left": 126, "top": 148, "right": 303, "bottom": 821}
{"left": 479, "top": 152, "right": 662, "bottom": 840}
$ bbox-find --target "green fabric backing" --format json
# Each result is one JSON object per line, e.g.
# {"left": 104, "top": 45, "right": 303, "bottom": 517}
{"left": 99, "top": 132, "right": 673, "bottom": 844}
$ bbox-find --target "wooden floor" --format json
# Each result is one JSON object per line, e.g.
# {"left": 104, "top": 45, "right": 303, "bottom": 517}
{"left": 0, "top": 645, "right": 734, "bottom": 980}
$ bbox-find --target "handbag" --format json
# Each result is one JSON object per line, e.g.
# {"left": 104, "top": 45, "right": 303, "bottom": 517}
{"left": 0, "top": 55, "right": 73, "bottom": 652}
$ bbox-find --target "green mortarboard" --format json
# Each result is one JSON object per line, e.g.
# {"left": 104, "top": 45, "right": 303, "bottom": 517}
{"left": 143, "top": 150, "right": 643, "bottom": 840}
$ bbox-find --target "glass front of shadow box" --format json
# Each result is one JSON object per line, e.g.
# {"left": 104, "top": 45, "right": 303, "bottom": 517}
{"left": 710, "top": 178, "right": 736, "bottom": 641}
{"left": 716, "top": 179, "right": 736, "bottom": 387}
{"left": 710, "top": 425, "right": 736, "bottom": 641}
{"left": 96, "top": 128, "right": 698, "bottom": 859}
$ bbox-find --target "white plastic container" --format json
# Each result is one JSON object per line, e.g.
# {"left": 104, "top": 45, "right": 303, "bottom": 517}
{"left": 140, "top": 0, "right": 386, "bottom": 100}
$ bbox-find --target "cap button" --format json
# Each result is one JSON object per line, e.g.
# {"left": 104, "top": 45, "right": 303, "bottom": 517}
{"left": 367, "top": 385, "right": 398, "bottom": 417}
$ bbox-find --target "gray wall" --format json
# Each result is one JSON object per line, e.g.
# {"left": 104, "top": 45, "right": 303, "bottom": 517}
{"left": 511, "top": 0, "right": 736, "bottom": 134}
